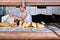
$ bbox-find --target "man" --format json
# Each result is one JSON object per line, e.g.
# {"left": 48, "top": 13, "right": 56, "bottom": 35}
{"left": 9, "top": 6, "right": 32, "bottom": 22}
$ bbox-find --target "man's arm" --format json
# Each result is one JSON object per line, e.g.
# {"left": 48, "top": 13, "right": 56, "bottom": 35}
{"left": 13, "top": 15, "right": 23, "bottom": 20}
{"left": 21, "top": 11, "right": 27, "bottom": 19}
{"left": 9, "top": 12, "right": 27, "bottom": 20}
{"left": 13, "top": 11, "right": 27, "bottom": 20}
{"left": 9, "top": 14, "right": 23, "bottom": 20}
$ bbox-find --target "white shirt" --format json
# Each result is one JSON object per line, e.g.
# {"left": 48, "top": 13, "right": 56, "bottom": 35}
{"left": 8, "top": 9, "right": 32, "bottom": 22}
{"left": 24, "top": 10, "right": 32, "bottom": 22}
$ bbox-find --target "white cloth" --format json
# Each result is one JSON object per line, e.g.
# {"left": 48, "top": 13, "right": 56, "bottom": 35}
{"left": 1, "top": 15, "right": 14, "bottom": 24}
{"left": 1, "top": 15, "right": 9, "bottom": 22}
{"left": 8, "top": 9, "right": 32, "bottom": 22}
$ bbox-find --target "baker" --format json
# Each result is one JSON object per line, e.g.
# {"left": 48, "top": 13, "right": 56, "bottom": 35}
{"left": 9, "top": 6, "right": 32, "bottom": 23}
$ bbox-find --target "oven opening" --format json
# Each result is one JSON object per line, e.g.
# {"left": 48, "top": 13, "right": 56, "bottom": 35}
{"left": 32, "top": 14, "right": 60, "bottom": 23}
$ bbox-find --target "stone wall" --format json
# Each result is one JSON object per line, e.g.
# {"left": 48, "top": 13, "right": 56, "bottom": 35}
{"left": 6, "top": 6, "right": 60, "bottom": 15}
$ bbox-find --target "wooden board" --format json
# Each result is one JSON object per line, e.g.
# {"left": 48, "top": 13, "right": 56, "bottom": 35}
{"left": 0, "top": 32, "right": 60, "bottom": 39}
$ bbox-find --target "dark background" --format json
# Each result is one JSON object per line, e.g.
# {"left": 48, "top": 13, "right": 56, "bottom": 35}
{"left": 32, "top": 14, "right": 60, "bottom": 23}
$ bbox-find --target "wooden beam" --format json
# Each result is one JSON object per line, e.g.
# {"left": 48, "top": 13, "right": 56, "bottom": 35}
{"left": 0, "top": 0, "right": 60, "bottom": 6}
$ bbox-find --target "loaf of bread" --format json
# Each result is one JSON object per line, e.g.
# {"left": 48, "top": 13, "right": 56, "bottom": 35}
{"left": 0, "top": 22, "right": 17, "bottom": 27}
{"left": 10, "top": 24, "right": 17, "bottom": 27}
{"left": 0, "top": 22, "right": 10, "bottom": 27}
{"left": 25, "top": 22, "right": 32, "bottom": 28}
{"left": 22, "top": 22, "right": 27, "bottom": 28}
{"left": 32, "top": 22, "right": 37, "bottom": 28}
{"left": 19, "top": 20, "right": 24, "bottom": 27}
{"left": 37, "top": 23, "right": 45, "bottom": 28}
{"left": 19, "top": 20, "right": 45, "bottom": 28}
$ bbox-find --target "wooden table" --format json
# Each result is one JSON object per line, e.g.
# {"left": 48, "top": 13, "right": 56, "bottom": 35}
{"left": 0, "top": 32, "right": 60, "bottom": 40}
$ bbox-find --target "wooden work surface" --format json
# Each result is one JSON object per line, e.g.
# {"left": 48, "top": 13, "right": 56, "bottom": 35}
{"left": 0, "top": 0, "right": 60, "bottom": 6}
{"left": 0, "top": 32, "right": 60, "bottom": 39}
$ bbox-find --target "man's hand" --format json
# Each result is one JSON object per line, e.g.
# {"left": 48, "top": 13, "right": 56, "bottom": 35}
{"left": 20, "top": 17, "right": 24, "bottom": 21}
{"left": 14, "top": 16, "right": 24, "bottom": 21}
{"left": 9, "top": 14, "right": 14, "bottom": 17}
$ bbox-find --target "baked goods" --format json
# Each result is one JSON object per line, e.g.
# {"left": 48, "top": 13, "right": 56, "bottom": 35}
{"left": 19, "top": 20, "right": 45, "bottom": 28}
{"left": 10, "top": 24, "right": 17, "bottom": 27}
{"left": 22, "top": 22, "right": 27, "bottom": 28}
{"left": 32, "top": 22, "right": 37, "bottom": 28}
{"left": 0, "top": 22, "right": 10, "bottom": 27}
{"left": 19, "top": 20, "right": 24, "bottom": 27}
{"left": 25, "top": 22, "right": 32, "bottom": 28}
{"left": 0, "top": 22, "right": 17, "bottom": 27}
{"left": 37, "top": 23, "right": 45, "bottom": 28}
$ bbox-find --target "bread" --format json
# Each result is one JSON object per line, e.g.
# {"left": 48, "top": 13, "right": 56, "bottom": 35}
{"left": 22, "top": 22, "right": 27, "bottom": 28}
{"left": 32, "top": 22, "right": 37, "bottom": 28}
{"left": 37, "top": 23, "right": 45, "bottom": 28}
{"left": 0, "top": 22, "right": 10, "bottom": 27}
{"left": 0, "top": 22, "right": 17, "bottom": 27}
{"left": 25, "top": 22, "right": 32, "bottom": 28}
{"left": 19, "top": 20, "right": 24, "bottom": 27}
{"left": 10, "top": 24, "right": 17, "bottom": 27}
